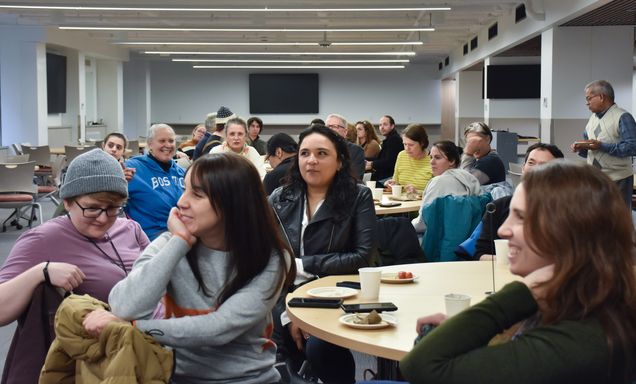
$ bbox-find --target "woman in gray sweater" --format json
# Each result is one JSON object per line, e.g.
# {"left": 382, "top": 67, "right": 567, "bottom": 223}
{"left": 84, "top": 153, "right": 295, "bottom": 384}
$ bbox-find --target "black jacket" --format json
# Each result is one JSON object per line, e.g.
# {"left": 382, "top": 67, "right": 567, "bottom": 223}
{"left": 264, "top": 157, "right": 294, "bottom": 195}
{"left": 371, "top": 128, "right": 402, "bottom": 181}
{"left": 269, "top": 184, "right": 378, "bottom": 276}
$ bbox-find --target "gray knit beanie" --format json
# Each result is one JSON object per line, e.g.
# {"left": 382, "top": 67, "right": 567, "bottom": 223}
{"left": 60, "top": 148, "right": 128, "bottom": 199}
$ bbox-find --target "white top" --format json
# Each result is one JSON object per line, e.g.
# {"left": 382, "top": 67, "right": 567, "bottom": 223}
{"left": 210, "top": 143, "right": 266, "bottom": 179}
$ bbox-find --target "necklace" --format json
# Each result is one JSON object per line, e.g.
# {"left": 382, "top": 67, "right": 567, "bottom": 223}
{"left": 90, "top": 234, "right": 128, "bottom": 276}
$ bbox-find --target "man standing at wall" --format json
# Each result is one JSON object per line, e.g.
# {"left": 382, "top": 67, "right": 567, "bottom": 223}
{"left": 571, "top": 80, "right": 636, "bottom": 209}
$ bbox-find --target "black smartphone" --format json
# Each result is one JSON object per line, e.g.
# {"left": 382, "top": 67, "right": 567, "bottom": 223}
{"left": 336, "top": 281, "right": 361, "bottom": 290}
{"left": 288, "top": 297, "right": 343, "bottom": 309}
{"left": 341, "top": 302, "right": 398, "bottom": 313}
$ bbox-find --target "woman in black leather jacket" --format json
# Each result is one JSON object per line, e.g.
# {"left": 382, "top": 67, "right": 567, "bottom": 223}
{"left": 269, "top": 124, "right": 378, "bottom": 384}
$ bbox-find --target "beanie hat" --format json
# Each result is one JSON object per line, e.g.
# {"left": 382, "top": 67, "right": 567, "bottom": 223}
{"left": 60, "top": 148, "right": 128, "bottom": 199}
{"left": 267, "top": 133, "right": 298, "bottom": 156}
{"left": 215, "top": 106, "right": 237, "bottom": 125}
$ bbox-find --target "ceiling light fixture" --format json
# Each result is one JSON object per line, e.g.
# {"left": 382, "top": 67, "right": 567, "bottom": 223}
{"left": 116, "top": 41, "right": 423, "bottom": 46}
{"left": 145, "top": 51, "right": 416, "bottom": 56}
{"left": 173, "top": 59, "right": 410, "bottom": 63}
{"left": 193, "top": 65, "right": 405, "bottom": 69}
{"left": 60, "top": 26, "right": 434, "bottom": 32}
{"left": 1, "top": 5, "right": 450, "bottom": 12}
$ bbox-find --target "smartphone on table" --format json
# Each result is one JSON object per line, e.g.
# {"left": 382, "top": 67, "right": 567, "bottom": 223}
{"left": 288, "top": 297, "right": 343, "bottom": 309}
{"left": 341, "top": 302, "right": 398, "bottom": 313}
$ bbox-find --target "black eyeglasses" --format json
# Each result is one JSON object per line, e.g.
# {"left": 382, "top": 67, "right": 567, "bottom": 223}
{"left": 74, "top": 201, "right": 124, "bottom": 218}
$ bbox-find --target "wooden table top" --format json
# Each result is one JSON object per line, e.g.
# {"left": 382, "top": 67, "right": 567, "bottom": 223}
{"left": 374, "top": 199, "right": 422, "bottom": 215}
{"left": 286, "top": 261, "right": 519, "bottom": 361}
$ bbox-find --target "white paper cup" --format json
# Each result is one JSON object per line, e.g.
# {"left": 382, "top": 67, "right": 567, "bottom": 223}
{"left": 372, "top": 188, "right": 384, "bottom": 201}
{"left": 445, "top": 293, "right": 471, "bottom": 317}
{"left": 366, "top": 181, "right": 376, "bottom": 190}
{"left": 391, "top": 184, "right": 402, "bottom": 198}
{"left": 494, "top": 239, "right": 510, "bottom": 266}
{"left": 358, "top": 267, "right": 382, "bottom": 301}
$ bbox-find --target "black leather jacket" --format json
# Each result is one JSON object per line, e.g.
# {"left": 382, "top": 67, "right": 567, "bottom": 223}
{"left": 269, "top": 184, "right": 377, "bottom": 276}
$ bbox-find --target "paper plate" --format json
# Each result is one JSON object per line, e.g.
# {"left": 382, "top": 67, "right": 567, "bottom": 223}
{"left": 381, "top": 273, "right": 419, "bottom": 284}
{"left": 338, "top": 313, "right": 398, "bottom": 330}
{"left": 306, "top": 286, "right": 358, "bottom": 299}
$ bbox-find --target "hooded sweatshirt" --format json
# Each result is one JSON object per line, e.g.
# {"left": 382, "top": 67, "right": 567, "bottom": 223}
{"left": 412, "top": 168, "right": 481, "bottom": 234}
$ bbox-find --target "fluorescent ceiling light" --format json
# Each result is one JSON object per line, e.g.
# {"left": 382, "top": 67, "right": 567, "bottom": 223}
{"left": 145, "top": 51, "right": 416, "bottom": 56}
{"left": 173, "top": 59, "right": 410, "bottom": 63}
{"left": 193, "top": 65, "right": 405, "bottom": 69}
{"left": 117, "top": 41, "right": 423, "bottom": 46}
{"left": 0, "top": 5, "right": 450, "bottom": 12}
{"left": 60, "top": 26, "right": 434, "bottom": 32}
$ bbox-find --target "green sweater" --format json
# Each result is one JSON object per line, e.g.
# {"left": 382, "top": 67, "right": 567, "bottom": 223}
{"left": 400, "top": 282, "right": 617, "bottom": 384}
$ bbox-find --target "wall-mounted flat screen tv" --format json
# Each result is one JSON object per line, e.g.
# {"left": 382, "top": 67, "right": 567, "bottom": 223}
{"left": 46, "top": 53, "right": 67, "bottom": 113}
{"left": 249, "top": 73, "right": 319, "bottom": 114}
{"left": 486, "top": 64, "right": 540, "bottom": 99}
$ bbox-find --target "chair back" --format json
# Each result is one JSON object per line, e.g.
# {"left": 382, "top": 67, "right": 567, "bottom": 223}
{"left": 0, "top": 162, "right": 38, "bottom": 195}
{"left": 422, "top": 193, "right": 492, "bottom": 262}
{"left": 0, "top": 146, "right": 10, "bottom": 162}
{"left": 508, "top": 169, "right": 522, "bottom": 189}
{"left": 362, "top": 172, "right": 372, "bottom": 183}
{"left": 128, "top": 140, "right": 140, "bottom": 156}
{"left": 64, "top": 145, "right": 96, "bottom": 165}
{"left": 2, "top": 154, "right": 30, "bottom": 163}
{"left": 11, "top": 143, "right": 22, "bottom": 155}
{"left": 21, "top": 146, "right": 52, "bottom": 167}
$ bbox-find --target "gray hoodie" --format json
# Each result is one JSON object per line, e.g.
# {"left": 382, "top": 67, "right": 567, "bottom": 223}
{"left": 412, "top": 168, "right": 482, "bottom": 234}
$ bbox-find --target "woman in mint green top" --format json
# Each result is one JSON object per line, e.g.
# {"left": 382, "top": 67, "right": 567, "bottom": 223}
{"left": 365, "top": 161, "right": 636, "bottom": 384}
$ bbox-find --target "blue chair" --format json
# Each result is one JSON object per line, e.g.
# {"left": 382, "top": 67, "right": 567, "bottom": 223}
{"left": 421, "top": 194, "right": 492, "bottom": 262}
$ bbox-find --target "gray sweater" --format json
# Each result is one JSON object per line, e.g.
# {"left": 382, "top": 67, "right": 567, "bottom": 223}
{"left": 109, "top": 232, "right": 286, "bottom": 384}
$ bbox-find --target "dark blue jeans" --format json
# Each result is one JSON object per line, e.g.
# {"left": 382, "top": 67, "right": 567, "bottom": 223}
{"left": 305, "top": 336, "right": 355, "bottom": 384}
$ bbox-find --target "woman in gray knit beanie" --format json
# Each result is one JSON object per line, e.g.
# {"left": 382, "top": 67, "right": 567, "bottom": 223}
{"left": 0, "top": 149, "right": 150, "bottom": 383}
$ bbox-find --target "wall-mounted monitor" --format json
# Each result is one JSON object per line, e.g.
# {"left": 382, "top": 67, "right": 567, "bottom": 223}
{"left": 46, "top": 53, "right": 67, "bottom": 114}
{"left": 486, "top": 64, "right": 540, "bottom": 99}
{"left": 249, "top": 73, "right": 319, "bottom": 114}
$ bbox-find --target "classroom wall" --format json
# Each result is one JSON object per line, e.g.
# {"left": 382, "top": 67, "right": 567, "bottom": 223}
{"left": 124, "top": 59, "right": 441, "bottom": 132}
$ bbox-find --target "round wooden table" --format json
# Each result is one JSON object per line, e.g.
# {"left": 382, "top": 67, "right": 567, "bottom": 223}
{"left": 374, "top": 200, "right": 422, "bottom": 216}
{"left": 286, "top": 261, "right": 519, "bottom": 362}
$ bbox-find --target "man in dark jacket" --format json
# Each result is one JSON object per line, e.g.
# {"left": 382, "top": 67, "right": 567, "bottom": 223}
{"left": 325, "top": 113, "right": 365, "bottom": 180}
{"left": 366, "top": 115, "right": 402, "bottom": 183}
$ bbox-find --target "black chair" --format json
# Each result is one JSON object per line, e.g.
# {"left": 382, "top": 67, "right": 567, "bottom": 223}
{"left": 376, "top": 216, "right": 425, "bottom": 265}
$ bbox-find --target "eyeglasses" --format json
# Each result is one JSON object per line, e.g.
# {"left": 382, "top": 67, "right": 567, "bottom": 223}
{"left": 327, "top": 124, "right": 346, "bottom": 130}
{"left": 585, "top": 94, "right": 600, "bottom": 102}
{"left": 74, "top": 201, "right": 124, "bottom": 218}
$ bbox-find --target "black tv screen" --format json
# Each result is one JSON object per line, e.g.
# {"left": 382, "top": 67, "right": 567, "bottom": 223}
{"left": 46, "top": 53, "right": 67, "bottom": 113}
{"left": 249, "top": 73, "right": 319, "bottom": 114}
{"left": 486, "top": 64, "right": 540, "bottom": 99}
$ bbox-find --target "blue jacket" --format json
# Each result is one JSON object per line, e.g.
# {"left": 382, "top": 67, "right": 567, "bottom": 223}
{"left": 422, "top": 194, "right": 492, "bottom": 262}
{"left": 125, "top": 154, "right": 185, "bottom": 240}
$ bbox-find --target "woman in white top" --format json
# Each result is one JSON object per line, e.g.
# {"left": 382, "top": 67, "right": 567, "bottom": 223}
{"left": 209, "top": 117, "right": 266, "bottom": 179}
{"left": 412, "top": 140, "right": 481, "bottom": 234}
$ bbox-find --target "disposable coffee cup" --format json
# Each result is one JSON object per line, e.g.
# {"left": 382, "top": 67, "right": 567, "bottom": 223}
{"left": 391, "top": 184, "right": 402, "bottom": 198}
{"left": 494, "top": 239, "right": 510, "bottom": 266}
{"left": 445, "top": 293, "right": 471, "bottom": 317}
{"left": 372, "top": 188, "right": 384, "bottom": 201}
{"left": 358, "top": 267, "right": 382, "bottom": 301}
{"left": 366, "top": 181, "right": 376, "bottom": 190}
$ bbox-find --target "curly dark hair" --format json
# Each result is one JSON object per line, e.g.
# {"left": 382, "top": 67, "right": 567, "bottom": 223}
{"left": 283, "top": 124, "right": 358, "bottom": 214}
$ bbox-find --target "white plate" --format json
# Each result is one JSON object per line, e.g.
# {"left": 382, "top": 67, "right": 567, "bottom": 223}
{"left": 306, "top": 286, "right": 358, "bottom": 299}
{"left": 381, "top": 272, "right": 419, "bottom": 284}
{"left": 338, "top": 313, "right": 398, "bottom": 330}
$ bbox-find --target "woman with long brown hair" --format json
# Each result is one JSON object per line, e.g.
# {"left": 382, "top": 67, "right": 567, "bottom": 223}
{"left": 84, "top": 153, "right": 295, "bottom": 383}
{"left": 394, "top": 161, "right": 636, "bottom": 383}
{"left": 355, "top": 120, "right": 381, "bottom": 160}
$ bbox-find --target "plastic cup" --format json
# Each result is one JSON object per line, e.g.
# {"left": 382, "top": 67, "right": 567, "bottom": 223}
{"left": 445, "top": 293, "right": 471, "bottom": 316}
{"left": 372, "top": 188, "right": 384, "bottom": 201}
{"left": 358, "top": 267, "right": 382, "bottom": 301}
{"left": 391, "top": 184, "right": 402, "bottom": 198}
{"left": 494, "top": 239, "right": 510, "bottom": 266}
{"left": 366, "top": 181, "right": 376, "bottom": 190}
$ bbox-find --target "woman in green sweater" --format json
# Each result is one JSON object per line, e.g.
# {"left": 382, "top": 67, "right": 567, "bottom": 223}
{"left": 363, "top": 161, "right": 636, "bottom": 384}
